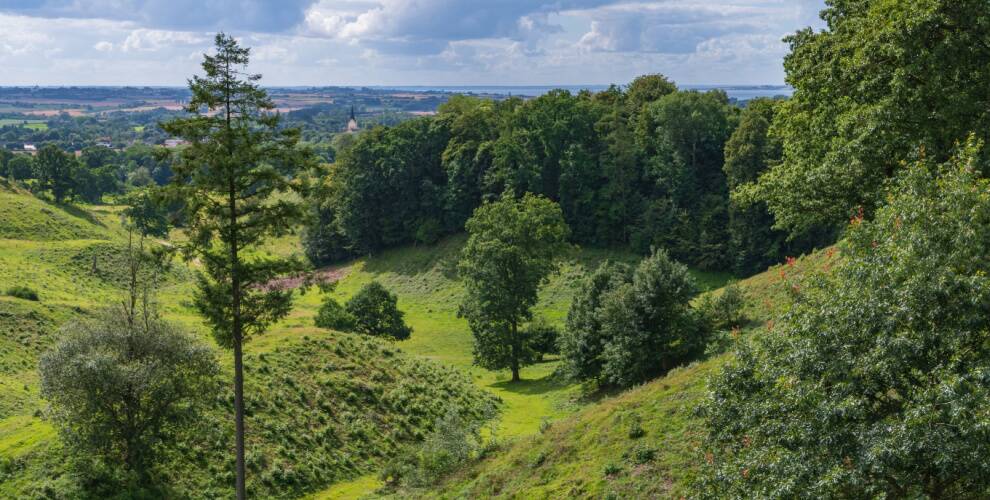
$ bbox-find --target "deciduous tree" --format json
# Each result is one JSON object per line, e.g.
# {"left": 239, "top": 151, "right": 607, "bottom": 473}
{"left": 458, "top": 193, "right": 570, "bottom": 382}
{"left": 700, "top": 141, "right": 990, "bottom": 497}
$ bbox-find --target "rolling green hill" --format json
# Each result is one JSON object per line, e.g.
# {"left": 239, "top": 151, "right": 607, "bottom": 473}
{"left": 0, "top": 182, "right": 805, "bottom": 499}
{"left": 388, "top": 248, "right": 836, "bottom": 499}
{"left": 0, "top": 185, "right": 496, "bottom": 498}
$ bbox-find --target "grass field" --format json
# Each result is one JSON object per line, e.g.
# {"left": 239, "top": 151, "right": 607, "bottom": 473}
{"left": 0, "top": 119, "right": 48, "bottom": 130}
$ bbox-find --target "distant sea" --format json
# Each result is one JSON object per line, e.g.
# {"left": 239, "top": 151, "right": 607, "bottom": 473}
{"left": 370, "top": 85, "right": 793, "bottom": 101}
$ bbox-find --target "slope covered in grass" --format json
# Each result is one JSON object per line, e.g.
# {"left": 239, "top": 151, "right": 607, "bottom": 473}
{"left": 0, "top": 181, "right": 114, "bottom": 242}
{"left": 0, "top": 183, "right": 746, "bottom": 499}
{"left": 8, "top": 333, "right": 497, "bottom": 499}
{"left": 396, "top": 247, "right": 836, "bottom": 499}
{"left": 315, "top": 235, "right": 731, "bottom": 439}
{"left": 0, "top": 187, "right": 496, "bottom": 498}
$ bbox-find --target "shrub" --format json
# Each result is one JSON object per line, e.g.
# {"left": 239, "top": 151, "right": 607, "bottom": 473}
{"left": 697, "top": 282, "right": 746, "bottom": 331}
{"left": 5, "top": 285, "right": 39, "bottom": 301}
{"left": 346, "top": 282, "right": 412, "bottom": 340}
{"left": 314, "top": 296, "right": 355, "bottom": 331}
{"left": 559, "top": 261, "right": 633, "bottom": 381}
{"left": 562, "top": 250, "right": 710, "bottom": 388}
{"left": 414, "top": 218, "right": 442, "bottom": 245}
{"left": 382, "top": 407, "right": 496, "bottom": 488}
{"left": 603, "top": 462, "right": 622, "bottom": 477}
{"left": 525, "top": 317, "right": 559, "bottom": 361}
{"left": 39, "top": 308, "right": 218, "bottom": 484}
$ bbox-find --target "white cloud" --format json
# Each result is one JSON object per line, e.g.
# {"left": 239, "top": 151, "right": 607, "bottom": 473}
{"left": 0, "top": 1, "right": 828, "bottom": 86}
{"left": 121, "top": 29, "right": 208, "bottom": 52}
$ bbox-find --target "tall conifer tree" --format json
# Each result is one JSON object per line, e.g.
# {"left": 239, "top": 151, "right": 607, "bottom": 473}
{"left": 162, "top": 33, "right": 311, "bottom": 499}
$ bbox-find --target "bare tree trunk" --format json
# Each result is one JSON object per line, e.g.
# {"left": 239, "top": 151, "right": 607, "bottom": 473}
{"left": 233, "top": 329, "right": 246, "bottom": 500}
{"left": 230, "top": 184, "right": 246, "bottom": 500}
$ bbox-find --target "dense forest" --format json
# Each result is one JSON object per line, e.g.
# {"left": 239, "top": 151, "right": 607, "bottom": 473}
{"left": 303, "top": 81, "right": 829, "bottom": 275}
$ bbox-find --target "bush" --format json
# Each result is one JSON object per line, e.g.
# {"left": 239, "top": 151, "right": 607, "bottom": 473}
{"left": 559, "top": 261, "right": 633, "bottom": 381}
{"left": 346, "top": 282, "right": 412, "bottom": 340}
{"left": 5, "top": 285, "right": 39, "bottom": 301}
{"left": 697, "top": 282, "right": 746, "bottom": 331}
{"left": 382, "top": 407, "right": 496, "bottom": 488}
{"left": 525, "top": 317, "right": 559, "bottom": 361}
{"left": 561, "top": 250, "right": 710, "bottom": 388}
{"left": 39, "top": 308, "right": 218, "bottom": 484}
{"left": 314, "top": 296, "right": 355, "bottom": 331}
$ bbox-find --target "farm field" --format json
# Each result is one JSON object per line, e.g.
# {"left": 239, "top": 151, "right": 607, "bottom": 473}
{"left": 0, "top": 119, "right": 47, "bottom": 130}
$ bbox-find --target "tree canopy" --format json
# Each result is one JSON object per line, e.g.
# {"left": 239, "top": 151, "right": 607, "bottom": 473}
{"left": 738, "top": 0, "right": 990, "bottom": 236}
{"left": 161, "top": 33, "right": 313, "bottom": 499}
{"left": 700, "top": 142, "right": 990, "bottom": 497}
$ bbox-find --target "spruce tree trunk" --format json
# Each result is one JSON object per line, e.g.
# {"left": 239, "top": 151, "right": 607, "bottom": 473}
{"left": 231, "top": 232, "right": 247, "bottom": 499}
{"left": 230, "top": 173, "right": 246, "bottom": 500}
{"left": 233, "top": 331, "right": 245, "bottom": 499}
{"left": 510, "top": 321, "right": 521, "bottom": 382}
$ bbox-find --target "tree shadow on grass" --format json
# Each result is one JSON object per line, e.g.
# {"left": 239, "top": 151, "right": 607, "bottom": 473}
{"left": 489, "top": 371, "right": 572, "bottom": 396}
{"left": 361, "top": 233, "right": 465, "bottom": 279}
{"left": 40, "top": 196, "right": 107, "bottom": 228}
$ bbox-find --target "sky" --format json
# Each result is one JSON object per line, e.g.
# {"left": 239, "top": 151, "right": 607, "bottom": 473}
{"left": 0, "top": 1, "right": 827, "bottom": 87}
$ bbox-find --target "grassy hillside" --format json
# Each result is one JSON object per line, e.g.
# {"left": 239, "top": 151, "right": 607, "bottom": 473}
{"left": 394, "top": 247, "right": 837, "bottom": 499}
{"left": 0, "top": 184, "right": 735, "bottom": 498}
{"left": 0, "top": 185, "right": 495, "bottom": 498}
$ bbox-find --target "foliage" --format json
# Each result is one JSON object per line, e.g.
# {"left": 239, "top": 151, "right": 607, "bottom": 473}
{"left": 524, "top": 317, "right": 559, "bottom": 361}
{"left": 303, "top": 81, "right": 765, "bottom": 272}
{"left": 560, "top": 261, "right": 633, "bottom": 381}
{"left": 345, "top": 282, "right": 412, "bottom": 340}
{"left": 741, "top": 0, "right": 990, "bottom": 236}
{"left": 699, "top": 143, "right": 990, "bottom": 498}
{"left": 38, "top": 309, "right": 217, "bottom": 484}
{"left": 722, "top": 98, "right": 827, "bottom": 274}
{"left": 696, "top": 282, "right": 746, "bottom": 332}
{"left": 314, "top": 295, "right": 355, "bottom": 332}
{"left": 632, "top": 90, "right": 737, "bottom": 268}
{"left": 160, "top": 33, "right": 313, "bottom": 498}
{"left": 561, "top": 250, "right": 710, "bottom": 388}
{"left": 458, "top": 193, "right": 570, "bottom": 381}
{"left": 34, "top": 143, "right": 76, "bottom": 203}
{"left": 599, "top": 249, "right": 710, "bottom": 388}
{"left": 331, "top": 118, "right": 450, "bottom": 255}
{"left": 6, "top": 155, "right": 34, "bottom": 181}
{"left": 4, "top": 285, "right": 38, "bottom": 301}
{"left": 382, "top": 406, "right": 497, "bottom": 489}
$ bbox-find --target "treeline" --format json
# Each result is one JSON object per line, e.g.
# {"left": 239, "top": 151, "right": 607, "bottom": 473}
{"left": 303, "top": 77, "right": 829, "bottom": 275}
{"left": 0, "top": 143, "right": 172, "bottom": 203}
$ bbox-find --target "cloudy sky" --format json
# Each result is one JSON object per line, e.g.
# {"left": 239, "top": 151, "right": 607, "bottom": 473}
{"left": 0, "top": 1, "right": 826, "bottom": 86}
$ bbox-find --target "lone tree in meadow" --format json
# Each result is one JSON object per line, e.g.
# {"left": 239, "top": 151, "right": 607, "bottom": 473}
{"left": 346, "top": 282, "right": 412, "bottom": 340}
{"left": 458, "top": 192, "right": 569, "bottom": 382}
{"left": 161, "top": 33, "right": 312, "bottom": 499}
